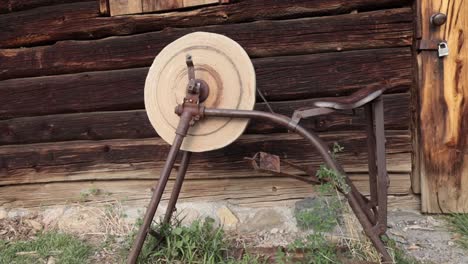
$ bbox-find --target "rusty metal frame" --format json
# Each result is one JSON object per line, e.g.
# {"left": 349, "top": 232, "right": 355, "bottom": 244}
{"left": 127, "top": 56, "right": 392, "bottom": 263}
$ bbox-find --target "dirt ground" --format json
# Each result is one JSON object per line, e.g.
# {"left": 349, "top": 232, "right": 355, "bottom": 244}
{"left": 0, "top": 203, "right": 467, "bottom": 263}
{"left": 386, "top": 210, "right": 468, "bottom": 263}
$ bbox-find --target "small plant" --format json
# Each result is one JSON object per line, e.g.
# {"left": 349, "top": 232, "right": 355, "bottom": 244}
{"left": 295, "top": 197, "right": 341, "bottom": 232}
{"left": 447, "top": 213, "right": 468, "bottom": 249}
{"left": 124, "top": 217, "right": 267, "bottom": 264}
{"left": 285, "top": 142, "right": 347, "bottom": 263}
{"left": 276, "top": 233, "right": 338, "bottom": 264}
{"left": 0, "top": 231, "right": 92, "bottom": 264}
{"left": 79, "top": 187, "right": 102, "bottom": 202}
{"left": 316, "top": 142, "right": 350, "bottom": 194}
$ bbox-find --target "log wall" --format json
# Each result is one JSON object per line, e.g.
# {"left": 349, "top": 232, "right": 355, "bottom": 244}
{"left": 0, "top": 0, "right": 415, "bottom": 209}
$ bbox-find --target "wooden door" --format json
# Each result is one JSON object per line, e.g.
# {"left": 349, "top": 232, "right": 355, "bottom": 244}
{"left": 101, "top": 0, "right": 224, "bottom": 16}
{"left": 416, "top": 0, "right": 467, "bottom": 213}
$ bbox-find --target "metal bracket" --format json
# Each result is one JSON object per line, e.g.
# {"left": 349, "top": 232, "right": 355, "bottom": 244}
{"left": 245, "top": 152, "right": 322, "bottom": 184}
{"left": 417, "top": 39, "right": 449, "bottom": 57}
{"left": 291, "top": 107, "right": 335, "bottom": 128}
{"left": 417, "top": 39, "right": 440, "bottom": 51}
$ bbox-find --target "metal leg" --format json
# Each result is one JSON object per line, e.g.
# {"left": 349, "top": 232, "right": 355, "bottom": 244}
{"left": 373, "top": 96, "right": 388, "bottom": 235}
{"left": 365, "top": 103, "right": 379, "bottom": 209}
{"left": 348, "top": 177, "right": 377, "bottom": 224}
{"left": 163, "top": 151, "right": 192, "bottom": 224}
{"left": 127, "top": 113, "right": 192, "bottom": 264}
{"left": 346, "top": 191, "right": 392, "bottom": 262}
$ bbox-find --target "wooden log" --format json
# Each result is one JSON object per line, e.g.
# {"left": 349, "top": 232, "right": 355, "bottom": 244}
{"left": 0, "top": 48, "right": 412, "bottom": 119}
{"left": 0, "top": 0, "right": 412, "bottom": 48}
{"left": 0, "top": 8, "right": 413, "bottom": 80}
{"left": 0, "top": 177, "right": 316, "bottom": 208}
{"left": 417, "top": 0, "right": 468, "bottom": 213}
{"left": 0, "top": 131, "right": 411, "bottom": 185}
{"left": 0, "top": 93, "right": 410, "bottom": 145}
{"left": 0, "top": 178, "right": 415, "bottom": 210}
{"left": 0, "top": 154, "right": 412, "bottom": 187}
{"left": 0, "top": 151, "right": 411, "bottom": 186}
{"left": 0, "top": 0, "right": 91, "bottom": 13}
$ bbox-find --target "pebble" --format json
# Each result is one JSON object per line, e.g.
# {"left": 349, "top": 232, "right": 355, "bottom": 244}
{"left": 0, "top": 208, "right": 7, "bottom": 220}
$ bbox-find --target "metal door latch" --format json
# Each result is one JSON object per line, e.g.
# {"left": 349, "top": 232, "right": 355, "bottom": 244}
{"left": 417, "top": 40, "right": 449, "bottom": 58}
{"left": 438, "top": 42, "right": 449, "bottom": 57}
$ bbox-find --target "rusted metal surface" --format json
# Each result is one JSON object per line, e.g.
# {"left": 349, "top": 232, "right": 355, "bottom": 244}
{"left": 247, "top": 152, "right": 281, "bottom": 173}
{"left": 163, "top": 151, "right": 192, "bottom": 224}
{"left": 245, "top": 152, "right": 322, "bottom": 184}
{"left": 128, "top": 55, "right": 392, "bottom": 263}
{"left": 127, "top": 55, "right": 205, "bottom": 264}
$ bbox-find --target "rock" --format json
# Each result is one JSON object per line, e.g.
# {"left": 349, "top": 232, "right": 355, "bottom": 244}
{"left": 0, "top": 208, "right": 7, "bottom": 220}
{"left": 407, "top": 244, "right": 420, "bottom": 251}
{"left": 179, "top": 208, "right": 200, "bottom": 225}
{"left": 25, "top": 219, "right": 43, "bottom": 231}
{"left": 270, "top": 228, "right": 279, "bottom": 234}
{"left": 240, "top": 209, "right": 283, "bottom": 233}
{"left": 216, "top": 206, "right": 238, "bottom": 229}
{"left": 58, "top": 207, "right": 100, "bottom": 234}
{"left": 47, "top": 256, "right": 56, "bottom": 264}
{"left": 8, "top": 208, "right": 30, "bottom": 218}
{"left": 42, "top": 207, "right": 65, "bottom": 227}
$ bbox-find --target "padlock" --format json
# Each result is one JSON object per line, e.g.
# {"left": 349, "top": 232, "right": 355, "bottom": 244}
{"left": 438, "top": 42, "right": 449, "bottom": 57}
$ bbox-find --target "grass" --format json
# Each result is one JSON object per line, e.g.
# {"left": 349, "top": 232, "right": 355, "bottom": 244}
{"left": 276, "top": 233, "right": 339, "bottom": 264}
{"left": 123, "top": 217, "right": 266, "bottom": 264}
{"left": 0, "top": 231, "right": 93, "bottom": 264}
{"left": 384, "top": 237, "right": 421, "bottom": 264}
{"left": 447, "top": 213, "right": 468, "bottom": 249}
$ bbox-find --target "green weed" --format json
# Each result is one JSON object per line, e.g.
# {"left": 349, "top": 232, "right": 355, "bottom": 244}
{"left": 276, "top": 233, "right": 338, "bottom": 264}
{"left": 447, "top": 213, "right": 468, "bottom": 249}
{"left": 123, "top": 217, "right": 266, "bottom": 264}
{"left": 0, "top": 231, "right": 92, "bottom": 264}
{"left": 294, "top": 197, "right": 341, "bottom": 232}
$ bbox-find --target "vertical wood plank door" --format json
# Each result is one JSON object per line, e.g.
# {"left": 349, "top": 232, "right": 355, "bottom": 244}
{"left": 418, "top": 0, "right": 467, "bottom": 213}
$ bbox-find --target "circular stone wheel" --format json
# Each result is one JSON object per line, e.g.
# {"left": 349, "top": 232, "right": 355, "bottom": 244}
{"left": 144, "top": 32, "right": 256, "bottom": 153}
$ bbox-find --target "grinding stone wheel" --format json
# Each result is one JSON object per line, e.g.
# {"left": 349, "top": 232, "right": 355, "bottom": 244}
{"left": 144, "top": 32, "right": 256, "bottom": 152}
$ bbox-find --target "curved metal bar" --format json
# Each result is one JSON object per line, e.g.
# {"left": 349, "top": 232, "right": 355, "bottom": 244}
{"left": 203, "top": 108, "right": 392, "bottom": 262}
{"left": 204, "top": 108, "right": 344, "bottom": 175}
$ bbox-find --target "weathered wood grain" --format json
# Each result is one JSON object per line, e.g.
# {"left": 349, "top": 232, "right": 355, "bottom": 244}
{"left": 0, "top": 93, "right": 410, "bottom": 145}
{"left": 0, "top": 178, "right": 416, "bottom": 210}
{"left": 0, "top": 8, "right": 413, "bottom": 80}
{"left": 108, "top": 0, "right": 142, "bottom": 16}
{"left": 0, "top": 150, "right": 411, "bottom": 186}
{"left": 0, "top": 0, "right": 411, "bottom": 48}
{"left": 0, "top": 0, "right": 91, "bottom": 13}
{"left": 0, "top": 177, "right": 316, "bottom": 208}
{"left": 0, "top": 131, "right": 411, "bottom": 185}
{"left": 0, "top": 48, "right": 412, "bottom": 119}
{"left": 139, "top": 0, "right": 219, "bottom": 16}
{"left": 417, "top": 0, "right": 468, "bottom": 213}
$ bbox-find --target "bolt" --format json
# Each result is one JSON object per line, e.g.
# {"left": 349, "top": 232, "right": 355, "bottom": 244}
{"left": 431, "top": 13, "right": 447, "bottom": 27}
